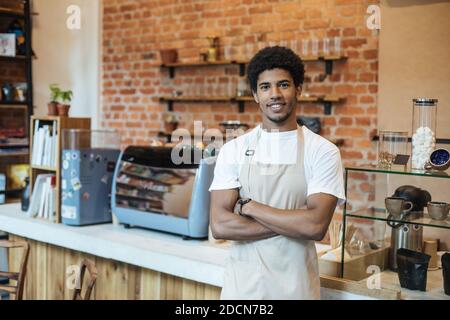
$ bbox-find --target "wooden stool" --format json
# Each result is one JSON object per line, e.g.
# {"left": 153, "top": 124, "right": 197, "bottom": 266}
{"left": 72, "top": 259, "right": 98, "bottom": 300}
{"left": 0, "top": 240, "right": 30, "bottom": 300}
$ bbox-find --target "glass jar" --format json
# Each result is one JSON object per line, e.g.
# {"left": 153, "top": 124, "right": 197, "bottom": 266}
{"left": 378, "top": 131, "right": 408, "bottom": 168}
{"left": 411, "top": 98, "right": 437, "bottom": 170}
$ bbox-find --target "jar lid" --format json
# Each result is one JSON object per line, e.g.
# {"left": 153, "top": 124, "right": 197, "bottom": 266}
{"left": 413, "top": 98, "right": 438, "bottom": 106}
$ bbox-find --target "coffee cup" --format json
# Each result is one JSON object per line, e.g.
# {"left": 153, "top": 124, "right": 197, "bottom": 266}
{"left": 427, "top": 201, "right": 449, "bottom": 221}
{"left": 385, "top": 196, "right": 413, "bottom": 219}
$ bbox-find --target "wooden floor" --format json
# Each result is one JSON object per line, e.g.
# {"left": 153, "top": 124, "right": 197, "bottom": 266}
{"left": 7, "top": 234, "right": 221, "bottom": 300}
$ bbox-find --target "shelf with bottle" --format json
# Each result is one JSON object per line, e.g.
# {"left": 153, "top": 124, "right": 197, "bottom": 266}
{"left": 160, "top": 94, "right": 345, "bottom": 114}
{"left": 0, "top": 101, "right": 30, "bottom": 107}
{"left": 0, "top": 149, "right": 28, "bottom": 158}
{"left": 0, "top": 7, "right": 25, "bottom": 19}
{"left": 161, "top": 55, "right": 347, "bottom": 78}
{"left": 0, "top": 55, "right": 27, "bottom": 62}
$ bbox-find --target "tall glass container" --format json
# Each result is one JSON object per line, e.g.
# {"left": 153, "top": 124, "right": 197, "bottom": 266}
{"left": 411, "top": 98, "right": 437, "bottom": 170}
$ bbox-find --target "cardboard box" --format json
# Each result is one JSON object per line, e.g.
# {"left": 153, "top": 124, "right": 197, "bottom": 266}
{"left": 319, "top": 246, "right": 390, "bottom": 281}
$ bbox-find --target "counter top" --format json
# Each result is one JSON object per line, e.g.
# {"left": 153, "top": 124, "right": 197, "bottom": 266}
{"left": 0, "top": 203, "right": 228, "bottom": 287}
{"left": 0, "top": 203, "right": 385, "bottom": 299}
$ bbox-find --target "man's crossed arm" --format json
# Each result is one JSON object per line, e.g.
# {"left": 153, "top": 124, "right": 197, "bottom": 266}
{"left": 210, "top": 189, "right": 338, "bottom": 241}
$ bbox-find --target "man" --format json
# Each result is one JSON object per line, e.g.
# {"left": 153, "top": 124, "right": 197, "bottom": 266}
{"left": 209, "top": 46, "right": 345, "bottom": 300}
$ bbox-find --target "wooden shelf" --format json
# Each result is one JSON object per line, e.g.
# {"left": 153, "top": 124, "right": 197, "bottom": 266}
{"left": 160, "top": 94, "right": 345, "bottom": 114}
{"left": 162, "top": 60, "right": 247, "bottom": 68}
{"left": 157, "top": 130, "right": 345, "bottom": 148}
{"left": 0, "top": 151, "right": 28, "bottom": 157}
{"left": 160, "top": 96, "right": 231, "bottom": 102}
{"left": 30, "top": 165, "right": 57, "bottom": 172}
{"left": 161, "top": 55, "right": 347, "bottom": 78}
{"left": 29, "top": 116, "right": 91, "bottom": 223}
{"left": 0, "top": 143, "right": 28, "bottom": 148}
{"left": 0, "top": 7, "right": 25, "bottom": 19}
{"left": 0, "top": 101, "right": 29, "bottom": 106}
{"left": 0, "top": 55, "right": 27, "bottom": 62}
{"left": 162, "top": 60, "right": 248, "bottom": 77}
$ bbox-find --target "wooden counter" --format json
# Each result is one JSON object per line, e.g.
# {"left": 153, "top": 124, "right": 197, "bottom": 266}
{"left": 0, "top": 203, "right": 403, "bottom": 300}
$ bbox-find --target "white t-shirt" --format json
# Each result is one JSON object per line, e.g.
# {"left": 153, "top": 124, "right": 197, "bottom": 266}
{"left": 209, "top": 125, "right": 346, "bottom": 205}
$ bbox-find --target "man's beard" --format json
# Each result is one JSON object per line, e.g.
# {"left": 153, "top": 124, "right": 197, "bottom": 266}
{"left": 265, "top": 103, "right": 294, "bottom": 124}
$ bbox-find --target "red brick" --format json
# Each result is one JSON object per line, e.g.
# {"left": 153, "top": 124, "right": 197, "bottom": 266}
{"left": 339, "top": 7, "right": 357, "bottom": 17}
{"left": 343, "top": 27, "right": 356, "bottom": 36}
{"left": 340, "top": 150, "right": 364, "bottom": 159}
{"left": 304, "top": 19, "right": 330, "bottom": 29}
{"left": 360, "top": 96, "right": 375, "bottom": 104}
{"left": 363, "top": 49, "right": 378, "bottom": 59}
{"left": 339, "top": 117, "right": 353, "bottom": 126}
{"left": 355, "top": 140, "right": 373, "bottom": 148}
{"left": 322, "top": 117, "right": 336, "bottom": 126}
{"left": 359, "top": 73, "right": 375, "bottom": 82}
{"left": 335, "top": 127, "right": 366, "bottom": 137}
{"left": 368, "top": 85, "right": 378, "bottom": 93}
{"left": 355, "top": 117, "right": 372, "bottom": 126}
{"left": 348, "top": 172, "right": 368, "bottom": 181}
{"left": 249, "top": 6, "right": 272, "bottom": 15}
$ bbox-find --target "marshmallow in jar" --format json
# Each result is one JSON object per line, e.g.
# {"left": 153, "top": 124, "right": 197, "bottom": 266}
{"left": 411, "top": 98, "right": 438, "bottom": 170}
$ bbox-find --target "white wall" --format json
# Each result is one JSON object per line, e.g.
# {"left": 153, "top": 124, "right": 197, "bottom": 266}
{"left": 32, "top": 0, "right": 101, "bottom": 128}
{"left": 378, "top": 0, "right": 450, "bottom": 138}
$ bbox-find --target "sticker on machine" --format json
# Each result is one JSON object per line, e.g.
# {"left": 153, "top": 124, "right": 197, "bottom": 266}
{"left": 71, "top": 177, "right": 82, "bottom": 191}
{"left": 62, "top": 205, "right": 77, "bottom": 220}
{"left": 63, "top": 160, "right": 69, "bottom": 170}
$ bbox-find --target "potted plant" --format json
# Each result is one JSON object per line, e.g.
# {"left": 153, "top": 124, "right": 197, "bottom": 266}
{"left": 48, "top": 84, "right": 61, "bottom": 116}
{"left": 57, "top": 89, "right": 73, "bottom": 116}
{"left": 164, "top": 113, "right": 179, "bottom": 133}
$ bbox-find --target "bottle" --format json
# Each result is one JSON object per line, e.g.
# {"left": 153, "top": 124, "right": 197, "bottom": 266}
{"left": 411, "top": 98, "right": 437, "bottom": 170}
{"left": 21, "top": 177, "right": 30, "bottom": 212}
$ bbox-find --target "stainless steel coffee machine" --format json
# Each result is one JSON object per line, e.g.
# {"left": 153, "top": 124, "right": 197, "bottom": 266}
{"left": 387, "top": 185, "right": 431, "bottom": 270}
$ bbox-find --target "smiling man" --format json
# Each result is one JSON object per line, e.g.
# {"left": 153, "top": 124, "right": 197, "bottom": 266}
{"left": 209, "top": 46, "right": 346, "bottom": 300}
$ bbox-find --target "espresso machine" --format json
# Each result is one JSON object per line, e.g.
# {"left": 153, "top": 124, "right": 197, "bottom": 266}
{"left": 387, "top": 185, "right": 431, "bottom": 271}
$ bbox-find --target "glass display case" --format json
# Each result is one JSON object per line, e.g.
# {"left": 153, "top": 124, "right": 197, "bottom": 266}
{"left": 339, "top": 165, "right": 450, "bottom": 299}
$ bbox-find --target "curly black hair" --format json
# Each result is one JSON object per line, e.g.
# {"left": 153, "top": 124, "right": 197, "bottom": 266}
{"left": 247, "top": 46, "right": 305, "bottom": 93}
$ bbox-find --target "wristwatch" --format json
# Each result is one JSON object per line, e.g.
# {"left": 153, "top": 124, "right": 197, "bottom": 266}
{"left": 237, "top": 198, "right": 252, "bottom": 216}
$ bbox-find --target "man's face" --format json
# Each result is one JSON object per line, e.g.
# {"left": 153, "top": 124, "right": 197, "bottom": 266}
{"left": 253, "top": 68, "right": 301, "bottom": 127}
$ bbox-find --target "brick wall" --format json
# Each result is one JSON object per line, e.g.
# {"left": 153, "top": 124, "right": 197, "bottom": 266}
{"left": 101, "top": 0, "right": 379, "bottom": 166}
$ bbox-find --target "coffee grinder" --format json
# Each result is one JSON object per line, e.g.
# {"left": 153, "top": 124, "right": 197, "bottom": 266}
{"left": 386, "top": 185, "right": 431, "bottom": 271}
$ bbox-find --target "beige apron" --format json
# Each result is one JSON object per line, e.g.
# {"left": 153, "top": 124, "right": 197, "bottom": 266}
{"left": 221, "top": 126, "right": 320, "bottom": 300}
